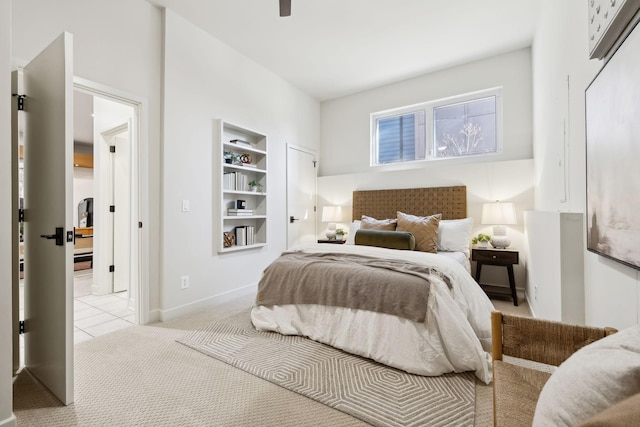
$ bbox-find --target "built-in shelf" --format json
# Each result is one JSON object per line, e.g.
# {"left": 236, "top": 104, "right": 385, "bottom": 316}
{"left": 215, "top": 119, "right": 267, "bottom": 253}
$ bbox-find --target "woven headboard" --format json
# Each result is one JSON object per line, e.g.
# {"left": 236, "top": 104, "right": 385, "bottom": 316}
{"left": 352, "top": 186, "right": 467, "bottom": 221}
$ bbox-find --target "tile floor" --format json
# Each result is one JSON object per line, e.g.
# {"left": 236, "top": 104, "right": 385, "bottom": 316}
{"left": 19, "top": 268, "right": 135, "bottom": 355}
{"left": 73, "top": 268, "right": 135, "bottom": 344}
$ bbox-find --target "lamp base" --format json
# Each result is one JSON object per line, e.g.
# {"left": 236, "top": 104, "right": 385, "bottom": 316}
{"left": 490, "top": 235, "right": 511, "bottom": 249}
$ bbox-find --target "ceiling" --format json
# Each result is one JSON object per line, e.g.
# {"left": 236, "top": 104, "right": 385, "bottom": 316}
{"left": 147, "top": 0, "right": 541, "bottom": 101}
{"left": 74, "top": 1, "right": 541, "bottom": 145}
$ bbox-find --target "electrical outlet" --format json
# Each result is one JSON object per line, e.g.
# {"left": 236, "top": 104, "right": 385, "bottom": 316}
{"left": 534, "top": 284, "right": 538, "bottom": 301}
{"left": 180, "top": 275, "right": 189, "bottom": 289}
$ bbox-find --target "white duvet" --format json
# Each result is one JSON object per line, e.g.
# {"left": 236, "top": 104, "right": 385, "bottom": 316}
{"left": 250, "top": 244, "right": 494, "bottom": 384}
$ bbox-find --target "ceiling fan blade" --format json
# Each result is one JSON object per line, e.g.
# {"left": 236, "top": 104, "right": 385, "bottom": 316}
{"left": 279, "top": 0, "right": 291, "bottom": 17}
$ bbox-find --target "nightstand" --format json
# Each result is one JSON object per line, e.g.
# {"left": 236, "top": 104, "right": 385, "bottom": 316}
{"left": 471, "top": 247, "right": 519, "bottom": 306}
{"left": 317, "top": 239, "right": 345, "bottom": 244}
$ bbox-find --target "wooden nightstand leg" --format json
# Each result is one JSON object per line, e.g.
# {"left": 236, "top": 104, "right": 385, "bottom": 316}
{"left": 506, "top": 265, "right": 518, "bottom": 306}
{"left": 475, "top": 262, "right": 483, "bottom": 282}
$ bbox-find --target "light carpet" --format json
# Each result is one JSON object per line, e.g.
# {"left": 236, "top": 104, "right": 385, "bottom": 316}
{"left": 177, "top": 310, "right": 476, "bottom": 427}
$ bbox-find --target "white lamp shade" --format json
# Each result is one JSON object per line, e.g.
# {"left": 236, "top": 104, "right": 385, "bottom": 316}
{"left": 321, "top": 206, "right": 343, "bottom": 223}
{"left": 481, "top": 202, "right": 517, "bottom": 225}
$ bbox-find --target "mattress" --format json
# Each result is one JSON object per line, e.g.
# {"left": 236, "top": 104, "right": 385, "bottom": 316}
{"left": 251, "top": 243, "right": 494, "bottom": 383}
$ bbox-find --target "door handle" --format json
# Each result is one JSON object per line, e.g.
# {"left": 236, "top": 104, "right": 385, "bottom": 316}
{"left": 40, "top": 227, "right": 64, "bottom": 246}
{"left": 289, "top": 216, "right": 300, "bottom": 223}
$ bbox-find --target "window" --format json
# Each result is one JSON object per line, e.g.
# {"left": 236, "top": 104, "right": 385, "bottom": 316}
{"left": 371, "top": 88, "right": 502, "bottom": 166}
{"left": 376, "top": 111, "right": 425, "bottom": 164}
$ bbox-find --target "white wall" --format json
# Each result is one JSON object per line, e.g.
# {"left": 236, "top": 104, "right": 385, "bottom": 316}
{"left": 11, "top": 0, "right": 162, "bottom": 317}
{"left": 319, "top": 48, "right": 533, "bottom": 177}
{"left": 1, "top": 0, "right": 16, "bottom": 424}
{"left": 159, "top": 10, "right": 320, "bottom": 319}
{"left": 532, "top": 0, "right": 640, "bottom": 329}
{"left": 318, "top": 48, "right": 534, "bottom": 289}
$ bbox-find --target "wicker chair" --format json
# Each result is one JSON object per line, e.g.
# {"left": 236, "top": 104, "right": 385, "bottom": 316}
{"left": 491, "top": 311, "right": 617, "bottom": 427}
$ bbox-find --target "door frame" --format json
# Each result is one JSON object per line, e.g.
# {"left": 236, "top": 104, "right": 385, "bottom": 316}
{"left": 73, "top": 77, "right": 149, "bottom": 325}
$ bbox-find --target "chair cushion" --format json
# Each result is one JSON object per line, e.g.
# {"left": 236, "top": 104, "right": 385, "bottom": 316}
{"left": 533, "top": 325, "right": 640, "bottom": 427}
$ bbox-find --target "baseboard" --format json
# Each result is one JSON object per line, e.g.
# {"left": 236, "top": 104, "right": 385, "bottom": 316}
{"left": 159, "top": 283, "right": 257, "bottom": 322}
{"left": 0, "top": 414, "right": 17, "bottom": 427}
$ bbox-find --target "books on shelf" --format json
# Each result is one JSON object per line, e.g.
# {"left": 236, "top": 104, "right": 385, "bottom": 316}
{"left": 230, "top": 139, "right": 252, "bottom": 147}
{"left": 228, "top": 209, "right": 253, "bottom": 216}
{"left": 223, "top": 171, "right": 250, "bottom": 191}
{"left": 233, "top": 225, "right": 255, "bottom": 246}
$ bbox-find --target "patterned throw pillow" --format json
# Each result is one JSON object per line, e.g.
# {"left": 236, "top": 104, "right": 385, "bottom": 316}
{"left": 396, "top": 211, "right": 441, "bottom": 253}
{"left": 360, "top": 215, "right": 397, "bottom": 231}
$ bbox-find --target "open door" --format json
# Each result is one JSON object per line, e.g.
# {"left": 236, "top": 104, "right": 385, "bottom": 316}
{"left": 286, "top": 145, "right": 317, "bottom": 249}
{"left": 22, "top": 32, "right": 74, "bottom": 405}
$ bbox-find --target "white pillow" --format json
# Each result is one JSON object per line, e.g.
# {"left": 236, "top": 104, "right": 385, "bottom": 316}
{"left": 532, "top": 325, "right": 640, "bottom": 427}
{"left": 437, "top": 218, "right": 473, "bottom": 256}
{"left": 344, "top": 220, "right": 361, "bottom": 245}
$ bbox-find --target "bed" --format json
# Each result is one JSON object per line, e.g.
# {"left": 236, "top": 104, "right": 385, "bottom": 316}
{"left": 251, "top": 186, "right": 494, "bottom": 384}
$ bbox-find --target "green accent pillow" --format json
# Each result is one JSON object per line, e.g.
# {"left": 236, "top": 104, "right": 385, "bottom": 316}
{"left": 354, "top": 229, "right": 416, "bottom": 251}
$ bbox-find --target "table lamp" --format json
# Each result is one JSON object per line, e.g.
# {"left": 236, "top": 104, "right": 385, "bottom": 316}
{"left": 481, "top": 201, "right": 517, "bottom": 248}
{"left": 321, "top": 206, "right": 342, "bottom": 239}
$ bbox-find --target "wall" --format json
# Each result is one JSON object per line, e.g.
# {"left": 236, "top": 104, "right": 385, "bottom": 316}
{"left": 1, "top": 0, "right": 17, "bottom": 424}
{"left": 159, "top": 10, "right": 320, "bottom": 319}
{"left": 318, "top": 48, "right": 534, "bottom": 289}
{"left": 11, "top": 0, "right": 162, "bottom": 318}
{"left": 532, "top": 0, "right": 640, "bottom": 329}
{"left": 319, "top": 48, "right": 533, "bottom": 177}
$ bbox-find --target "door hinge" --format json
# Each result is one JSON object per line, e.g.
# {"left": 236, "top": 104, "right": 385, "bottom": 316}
{"left": 314, "top": 205, "right": 316, "bottom": 212}
{"left": 18, "top": 208, "right": 25, "bottom": 222}
{"left": 19, "top": 320, "right": 25, "bottom": 335}
{"left": 12, "top": 94, "right": 26, "bottom": 111}
{"left": 312, "top": 160, "right": 317, "bottom": 168}
{"left": 109, "top": 205, "right": 115, "bottom": 213}
{"left": 138, "top": 221, "right": 143, "bottom": 229}
{"left": 109, "top": 265, "right": 115, "bottom": 273}
{"left": 109, "top": 145, "right": 116, "bottom": 153}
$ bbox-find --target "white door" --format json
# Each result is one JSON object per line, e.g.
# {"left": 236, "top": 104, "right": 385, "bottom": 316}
{"left": 286, "top": 145, "right": 317, "bottom": 248}
{"left": 112, "top": 123, "right": 131, "bottom": 293}
{"left": 22, "top": 32, "right": 74, "bottom": 405}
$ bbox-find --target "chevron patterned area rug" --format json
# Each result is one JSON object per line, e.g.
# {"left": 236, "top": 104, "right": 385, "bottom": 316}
{"left": 177, "top": 310, "right": 476, "bottom": 426}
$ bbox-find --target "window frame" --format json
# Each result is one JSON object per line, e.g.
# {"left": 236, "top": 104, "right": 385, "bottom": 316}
{"left": 370, "top": 87, "right": 503, "bottom": 167}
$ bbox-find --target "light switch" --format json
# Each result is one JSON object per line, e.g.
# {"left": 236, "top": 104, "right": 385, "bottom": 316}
{"left": 182, "top": 199, "right": 190, "bottom": 212}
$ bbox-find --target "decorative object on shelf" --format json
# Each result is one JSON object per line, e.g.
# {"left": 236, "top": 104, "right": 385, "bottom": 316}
{"left": 230, "top": 138, "right": 251, "bottom": 147}
{"left": 223, "top": 231, "right": 235, "bottom": 248}
{"left": 471, "top": 233, "right": 491, "bottom": 248}
{"left": 224, "top": 151, "right": 236, "bottom": 164}
{"left": 481, "top": 201, "right": 517, "bottom": 249}
{"left": 248, "top": 180, "right": 263, "bottom": 192}
{"left": 588, "top": 0, "right": 640, "bottom": 59}
{"left": 322, "top": 205, "right": 343, "bottom": 239}
{"left": 239, "top": 153, "right": 252, "bottom": 164}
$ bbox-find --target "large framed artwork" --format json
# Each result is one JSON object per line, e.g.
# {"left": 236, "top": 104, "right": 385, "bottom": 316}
{"left": 585, "top": 21, "right": 640, "bottom": 270}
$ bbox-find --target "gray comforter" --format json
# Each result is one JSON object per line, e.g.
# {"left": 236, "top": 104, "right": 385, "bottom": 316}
{"left": 256, "top": 251, "right": 452, "bottom": 323}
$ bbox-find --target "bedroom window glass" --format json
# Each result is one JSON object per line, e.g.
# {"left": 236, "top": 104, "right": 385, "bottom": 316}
{"left": 371, "top": 87, "right": 502, "bottom": 166}
{"left": 374, "top": 111, "right": 425, "bottom": 164}
{"left": 432, "top": 96, "right": 498, "bottom": 159}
